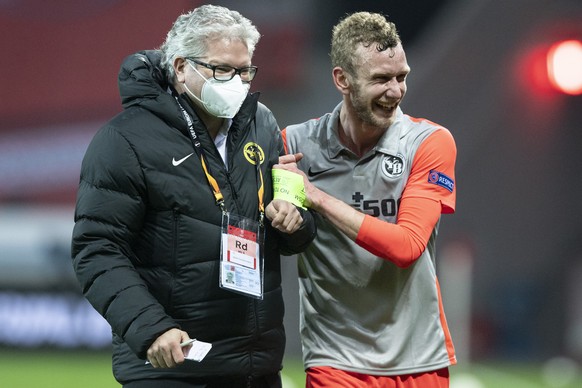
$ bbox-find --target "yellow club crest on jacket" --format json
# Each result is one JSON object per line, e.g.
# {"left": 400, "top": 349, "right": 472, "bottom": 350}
{"left": 243, "top": 142, "right": 265, "bottom": 165}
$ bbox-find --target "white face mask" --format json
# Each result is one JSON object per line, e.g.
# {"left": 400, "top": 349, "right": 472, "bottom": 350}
{"left": 184, "top": 62, "right": 250, "bottom": 118}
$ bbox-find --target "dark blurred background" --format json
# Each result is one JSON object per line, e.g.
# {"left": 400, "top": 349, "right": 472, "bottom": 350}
{"left": 1, "top": 0, "right": 581, "bottom": 369}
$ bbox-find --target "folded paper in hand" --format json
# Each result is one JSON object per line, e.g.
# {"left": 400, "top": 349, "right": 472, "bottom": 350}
{"left": 184, "top": 339, "right": 212, "bottom": 362}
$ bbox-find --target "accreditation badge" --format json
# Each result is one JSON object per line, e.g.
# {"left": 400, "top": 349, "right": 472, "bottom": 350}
{"left": 220, "top": 212, "right": 265, "bottom": 299}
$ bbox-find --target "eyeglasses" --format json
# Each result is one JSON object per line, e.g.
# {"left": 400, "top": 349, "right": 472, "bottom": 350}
{"left": 186, "top": 58, "right": 258, "bottom": 82}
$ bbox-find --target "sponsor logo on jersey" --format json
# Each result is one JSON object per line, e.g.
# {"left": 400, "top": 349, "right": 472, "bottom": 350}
{"left": 381, "top": 154, "right": 405, "bottom": 178}
{"left": 428, "top": 170, "right": 454, "bottom": 192}
{"left": 350, "top": 191, "right": 399, "bottom": 217}
{"left": 307, "top": 167, "right": 334, "bottom": 177}
{"left": 243, "top": 142, "right": 265, "bottom": 165}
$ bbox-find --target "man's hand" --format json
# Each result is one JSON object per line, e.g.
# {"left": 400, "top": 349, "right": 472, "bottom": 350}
{"left": 265, "top": 199, "right": 303, "bottom": 233}
{"left": 146, "top": 328, "right": 191, "bottom": 368}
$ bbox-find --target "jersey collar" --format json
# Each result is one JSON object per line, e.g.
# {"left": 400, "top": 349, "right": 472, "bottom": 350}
{"left": 327, "top": 102, "right": 405, "bottom": 158}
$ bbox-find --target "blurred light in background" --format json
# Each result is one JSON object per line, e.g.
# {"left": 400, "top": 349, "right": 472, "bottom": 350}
{"left": 547, "top": 39, "right": 582, "bottom": 95}
{"left": 518, "top": 36, "right": 582, "bottom": 99}
{"left": 518, "top": 38, "right": 582, "bottom": 97}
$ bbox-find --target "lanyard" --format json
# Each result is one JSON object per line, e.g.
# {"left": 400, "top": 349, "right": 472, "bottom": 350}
{"left": 175, "top": 96, "right": 265, "bottom": 225}
{"left": 255, "top": 148, "right": 265, "bottom": 225}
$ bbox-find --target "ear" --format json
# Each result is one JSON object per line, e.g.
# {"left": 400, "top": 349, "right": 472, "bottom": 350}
{"left": 332, "top": 67, "right": 351, "bottom": 95}
{"left": 174, "top": 57, "right": 188, "bottom": 83}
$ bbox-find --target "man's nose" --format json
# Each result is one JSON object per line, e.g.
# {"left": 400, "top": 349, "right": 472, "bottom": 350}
{"left": 384, "top": 79, "right": 402, "bottom": 98}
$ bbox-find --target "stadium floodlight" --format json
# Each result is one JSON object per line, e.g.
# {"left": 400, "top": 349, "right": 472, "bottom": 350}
{"left": 547, "top": 39, "right": 582, "bottom": 95}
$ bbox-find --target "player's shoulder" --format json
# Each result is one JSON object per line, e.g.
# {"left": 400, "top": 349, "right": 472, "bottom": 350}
{"left": 284, "top": 113, "right": 333, "bottom": 148}
{"left": 404, "top": 113, "right": 450, "bottom": 131}
{"left": 403, "top": 114, "right": 455, "bottom": 142}
{"left": 286, "top": 113, "right": 330, "bottom": 133}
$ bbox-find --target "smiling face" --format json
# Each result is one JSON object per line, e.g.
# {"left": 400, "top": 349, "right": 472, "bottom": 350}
{"left": 346, "top": 43, "right": 410, "bottom": 129}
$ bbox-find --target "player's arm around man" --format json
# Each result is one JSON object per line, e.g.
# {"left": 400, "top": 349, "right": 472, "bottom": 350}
{"left": 275, "top": 152, "right": 444, "bottom": 268}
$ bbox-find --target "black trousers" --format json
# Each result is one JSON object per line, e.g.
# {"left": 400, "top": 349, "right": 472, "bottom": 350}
{"left": 122, "top": 373, "right": 282, "bottom": 388}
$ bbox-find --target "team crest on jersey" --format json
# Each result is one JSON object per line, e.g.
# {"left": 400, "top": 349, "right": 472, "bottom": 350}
{"left": 243, "top": 142, "right": 265, "bottom": 165}
{"left": 381, "top": 154, "right": 405, "bottom": 178}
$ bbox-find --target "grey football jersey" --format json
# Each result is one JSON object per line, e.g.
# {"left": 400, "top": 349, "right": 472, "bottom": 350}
{"left": 284, "top": 102, "right": 456, "bottom": 375}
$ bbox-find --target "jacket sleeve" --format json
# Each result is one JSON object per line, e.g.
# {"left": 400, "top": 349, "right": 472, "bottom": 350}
{"left": 71, "top": 125, "right": 178, "bottom": 359}
{"left": 272, "top": 122, "right": 317, "bottom": 255}
{"left": 275, "top": 207, "right": 317, "bottom": 255}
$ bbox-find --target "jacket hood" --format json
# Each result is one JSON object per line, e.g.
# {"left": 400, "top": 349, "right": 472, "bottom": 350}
{"left": 118, "top": 50, "right": 184, "bottom": 129}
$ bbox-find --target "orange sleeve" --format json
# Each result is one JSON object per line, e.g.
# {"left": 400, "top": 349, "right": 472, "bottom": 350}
{"left": 281, "top": 127, "right": 289, "bottom": 154}
{"left": 403, "top": 127, "right": 456, "bottom": 213}
{"left": 355, "top": 128, "right": 457, "bottom": 267}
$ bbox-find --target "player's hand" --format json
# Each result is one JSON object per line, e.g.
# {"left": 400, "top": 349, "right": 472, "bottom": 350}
{"left": 275, "top": 153, "right": 306, "bottom": 178}
{"left": 278, "top": 153, "right": 303, "bottom": 166}
{"left": 265, "top": 199, "right": 303, "bottom": 233}
{"left": 146, "top": 328, "right": 191, "bottom": 368}
{"left": 275, "top": 153, "right": 321, "bottom": 209}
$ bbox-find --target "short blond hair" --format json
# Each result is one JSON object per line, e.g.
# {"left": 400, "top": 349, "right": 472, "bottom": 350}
{"left": 331, "top": 12, "right": 401, "bottom": 76}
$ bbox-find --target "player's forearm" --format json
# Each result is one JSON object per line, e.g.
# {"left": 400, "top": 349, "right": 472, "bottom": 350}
{"left": 309, "top": 187, "right": 364, "bottom": 241}
{"left": 355, "top": 196, "right": 442, "bottom": 267}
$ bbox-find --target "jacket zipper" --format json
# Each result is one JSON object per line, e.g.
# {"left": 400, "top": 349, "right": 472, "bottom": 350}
{"left": 224, "top": 169, "right": 240, "bottom": 213}
{"left": 249, "top": 298, "right": 259, "bottom": 377}
{"left": 168, "top": 209, "right": 179, "bottom": 314}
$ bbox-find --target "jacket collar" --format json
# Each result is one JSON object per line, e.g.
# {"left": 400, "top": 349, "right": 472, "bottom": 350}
{"left": 174, "top": 89, "right": 260, "bottom": 139}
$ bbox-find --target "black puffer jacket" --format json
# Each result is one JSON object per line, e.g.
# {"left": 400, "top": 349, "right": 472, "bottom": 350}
{"left": 71, "top": 50, "right": 315, "bottom": 384}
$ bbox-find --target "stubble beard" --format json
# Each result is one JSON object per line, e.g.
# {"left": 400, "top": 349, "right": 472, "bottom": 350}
{"left": 350, "top": 87, "right": 395, "bottom": 129}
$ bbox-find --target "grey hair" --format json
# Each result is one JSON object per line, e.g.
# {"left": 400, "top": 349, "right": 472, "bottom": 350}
{"left": 160, "top": 4, "right": 260, "bottom": 83}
